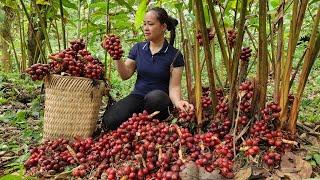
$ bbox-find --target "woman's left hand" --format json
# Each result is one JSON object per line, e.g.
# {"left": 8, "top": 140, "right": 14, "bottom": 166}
{"left": 175, "top": 100, "right": 194, "bottom": 112}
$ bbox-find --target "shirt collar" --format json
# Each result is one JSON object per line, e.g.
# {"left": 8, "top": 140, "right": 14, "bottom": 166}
{"left": 142, "top": 39, "right": 169, "bottom": 54}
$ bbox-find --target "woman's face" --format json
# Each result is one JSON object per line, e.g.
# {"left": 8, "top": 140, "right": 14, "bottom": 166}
{"left": 143, "top": 11, "right": 167, "bottom": 41}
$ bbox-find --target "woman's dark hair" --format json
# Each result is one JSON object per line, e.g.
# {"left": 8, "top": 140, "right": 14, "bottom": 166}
{"left": 149, "top": 7, "right": 178, "bottom": 46}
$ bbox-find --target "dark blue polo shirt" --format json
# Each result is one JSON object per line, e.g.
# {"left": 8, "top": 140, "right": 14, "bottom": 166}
{"left": 127, "top": 40, "right": 184, "bottom": 97}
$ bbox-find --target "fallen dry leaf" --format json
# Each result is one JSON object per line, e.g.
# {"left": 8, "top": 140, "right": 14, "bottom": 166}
{"left": 251, "top": 167, "right": 271, "bottom": 178}
{"left": 235, "top": 167, "right": 252, "bottom": 180}
{"left": 283, "top": 173, "right": 301, "bottom": 180}
{"left": 294, "top": 154, "right": 312, "bottom": 178}
{"left": 199, "top": 168, "right": 225, "bottom": 180}
{"left": 280, "top": 152, "right": 296, "bottom": 169}
{"left": 265, "top": 174, "right": 281, "bottom": 180}
{"left": 179, "top": 161, "right": 199, "bottom": 180}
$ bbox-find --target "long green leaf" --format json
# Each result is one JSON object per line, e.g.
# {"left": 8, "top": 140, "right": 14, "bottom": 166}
{"left": 134, "top": 0, "right": 147, "bottom": 30}
{"left": 115, "top": 0, "right": 134, "bottom": 12}
{"left": 62, "top": 0, "right": 77, "bottom": 10}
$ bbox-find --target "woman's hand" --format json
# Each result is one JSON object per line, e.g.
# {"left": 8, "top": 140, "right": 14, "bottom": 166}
{"left": 175, "top": 100, "right": 194, "bottom": 112}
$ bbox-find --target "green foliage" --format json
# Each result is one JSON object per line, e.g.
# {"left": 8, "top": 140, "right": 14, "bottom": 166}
{"left": 134, "top": 0, "right": 148, "bottom": 30}
{"left": 305, "top": 151, "right": 320, "bottom": 167}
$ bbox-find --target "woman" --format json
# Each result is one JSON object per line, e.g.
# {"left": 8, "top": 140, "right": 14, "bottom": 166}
{"left": 102, "top": 7, "right": 193, "bottom": 130}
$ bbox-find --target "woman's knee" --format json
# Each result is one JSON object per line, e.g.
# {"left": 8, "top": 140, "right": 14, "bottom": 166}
{"left": 144, "top": 90, "right": 171, "bottom": 106}
{"left": 144, "top": 90, "right": 172, "bottom": 120}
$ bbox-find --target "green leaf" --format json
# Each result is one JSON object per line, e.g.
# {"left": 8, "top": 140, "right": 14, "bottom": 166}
{"left": 62, "top": 0, "right": 77, "bottom": 10}
{"left": 36, "top": 0, "right": 50, "bottom": 5}
{"left": 187, "top": 0, "right": 193, "bottom": 12}
{"left": 305, "top": 155, "right": 313, "bottom": 160}
{"left": 134, "top": 0, "right": 147, "bottom": 30}
{"left": 16, "top": 110, "right": 26, "bottom": 122}
{"left": 309, "top": 0, "right": 320, "bottom": 5}
{"left": 171, "top": 118, "right": 177, "bottom": 124}
{"left": 0, "top": 174, "right": 23, "bottom": 180}
{"left": 115, "top": 0, "right": 134, "bottom": 12}
{"left": 270, "top": 0, "right": 280, "bottom": 9}
{"left": 89, "top": 2, "right": 108, "bottom": 10}
{"left": 174, "top": 2, "right": 183, "bottom": 11}
{"left": 313, "top": 153, "right": 320, "bottom": 165}
{"left": 0, "top": 8, "right": 4, "bottom": 22}
{"left": 310, "top": 160, "right": 317, "bottom": 166}
{"left": 0, "top": 97, "right": 8, "bottom": 105}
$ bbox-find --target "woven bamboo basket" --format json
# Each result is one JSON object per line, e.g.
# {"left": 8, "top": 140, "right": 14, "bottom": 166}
{"left": 43, "top": 74, "right": 105, "bottom": 140}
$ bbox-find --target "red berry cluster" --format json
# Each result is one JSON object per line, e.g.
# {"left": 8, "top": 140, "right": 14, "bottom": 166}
{"left": 84, "top": 62, "right": 104, "bottom": 79}
{"left": 215, "top": 88, "right": 224, "bottom": 102}
{"left": 240, "top": 47, "right": 252, "bottom": 62}
{"left": 202, "top": 96, "right": 212, "bottom": 108}
{"left": 178, "top": 110, "right": 195, "bottom": 123}
{"left": 250, "top": 120, "right": 269, "bottom": 137}
{"left": 25, "top": 110, "right": 240, "bottom": 179}
{"left": 264, "top": 130, "right": 283, "bottom": 148}
{"left": 213, "top": 157, "right": 234, "bottom": 178}
{"left": 208, "top": 102, "right": 231, "bottom": 138}
{"left": 288, "top": 94, "right": 295, "bottom": 104}
{"left": 238, "top": 115, "right": 248, "bottom": 125}
{"left": 26, "top": 63, "right": 50, "bottom": 81}
{"left": 239, "top": 80, "right": 254, "bottom": 99}
{"left": 261, "top": 102, "right": 281, "bottom": 121}
{"left": 25, "top": 139, "right": 74, "bottom": 174}
{"left": 25, "top": 39, "right": 105, "bottom": 81}
{"left": 196, "top": 28, "right": 214, "bottom": 45}
{"left": 242, "top": 138, "right": 261, "bottom": 156}
{"left": 227, "top": 29, "right": 237, "bottom": 48}
{"left": 70, "top": 39, "right": 86, "bottom": 52}
{"left": 237, "top": 81, "right": 254, "bottom": 125}
{"left": 72, "top": 164, "right": 89, "bottom": 177}
{"left": 102, "top": 34, "right": 124, "bottom": 60}
{"left": 263, "top": 151, "right": 281, "bottom": 166}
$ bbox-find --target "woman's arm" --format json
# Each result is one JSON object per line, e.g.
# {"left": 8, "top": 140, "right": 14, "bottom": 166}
{"left": 115, "top": 58, "right": 136, "bottom": 80}
{"left": 169, "top": 67, "right": 194, "bottom": 111}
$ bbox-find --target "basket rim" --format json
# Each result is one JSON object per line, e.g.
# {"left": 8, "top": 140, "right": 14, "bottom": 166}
{"left": 47, "top": 74, "right": 104, "bottom": 82}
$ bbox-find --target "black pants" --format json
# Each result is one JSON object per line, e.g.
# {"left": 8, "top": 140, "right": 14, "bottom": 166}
{"left": 102, "top": 90, "right": 172, "bottom": 130}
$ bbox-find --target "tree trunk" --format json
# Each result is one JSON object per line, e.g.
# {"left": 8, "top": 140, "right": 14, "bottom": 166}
{"left": 0, "top": 6, "right": 14, "bottom": 72}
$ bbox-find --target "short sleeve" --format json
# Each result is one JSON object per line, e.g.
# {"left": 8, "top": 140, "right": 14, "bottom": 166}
{"left": 128, "top": 43, "right": 139, "bottom": 60}
{"left": 173, "top": 51, "right": 185, "bottom": 67}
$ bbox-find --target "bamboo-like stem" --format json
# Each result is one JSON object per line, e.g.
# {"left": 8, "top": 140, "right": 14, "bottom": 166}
{"left": 245, "top": 27, "right": 258, "bottom": 52}
{"left": 195, "top": 0, "right": 217, "bottom": 119}
{"left": 77, "top": 0, "right": 81, "bottom": 39}
{"left": 289, "top": 6, "right": 320, "bottom": 134}
{"left": 274, "top": 0, "right": 285, "bottom": 103}
{"left": 207, "top": 0, "right": 230, "bottom": 83}
{"left": 254, "top": 0, "right": 268, "bottom": 112}
{"left": 20, "top": 0, "right": 46, "bottom": 63}
{"left": 289, "top": 50, "right": 307, "bottom": 89}
{"left": 194, "top": 24, "right": 203, "bottom": 126}
{"left": 280, "top": 0, "right": 308, "bottom": 129}
{"left": 233, "top": 0, "right": 239, "bottom": 28}
{"left": 33, "top": 1, "right": 52, "bottom": 54}
{"left": 179, "top": 9, "right": 193, "bottom": 102}
{"left": 9, "top": 34, "right": 20, "bottom": 72}
{"left": 18, "top": 8, "right": 26, "bottom": 72}
{"left": 59, "top": 0, "right": 66, "bottom": 49}
{"left": 268, "top": 1, "right": 276, "bottom": 80}
{"left": 228, "top": 0, "right": 248, "bottom": 119}
{"left": 211, "top": 41, "right": 223, "bottom": 87}
{"left": 54, "top": 19, "right": 61, "bottom": 52}
{"left": 106, "top": 0, "right": 111, "bottom": 81}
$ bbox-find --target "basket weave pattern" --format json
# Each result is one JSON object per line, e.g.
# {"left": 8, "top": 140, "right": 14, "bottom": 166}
{"left": 43, "top": 75, "right": 104, "bottom": 140}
